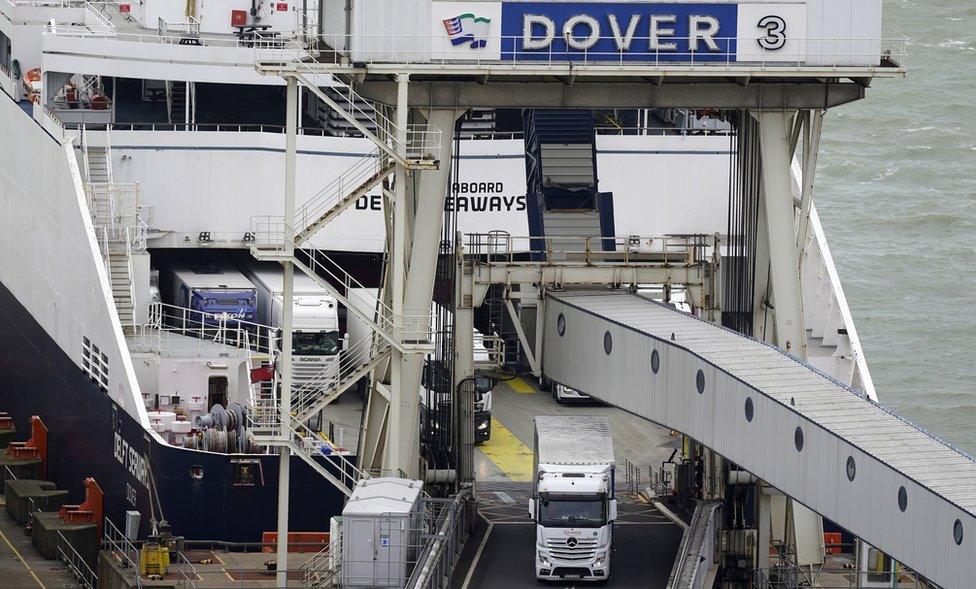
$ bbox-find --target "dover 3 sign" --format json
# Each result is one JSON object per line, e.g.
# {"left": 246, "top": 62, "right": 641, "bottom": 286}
{"left": 432, "top": 1, "right": 807, "bottom": 63}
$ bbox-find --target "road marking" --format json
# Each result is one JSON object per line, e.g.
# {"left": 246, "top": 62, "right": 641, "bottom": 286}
{"left": 507, "top": 376, "right": 536, "bottom": 394}
{"left": 479, "top": 418, "right": 534, "bottom": 482}
{"left": 0, "top": 527, "right": 46, "bottom": 589}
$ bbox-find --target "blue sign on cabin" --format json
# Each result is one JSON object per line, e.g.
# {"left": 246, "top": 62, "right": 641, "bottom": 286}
{"left": 499, "top": 2, "right": 739, "bottom": 62}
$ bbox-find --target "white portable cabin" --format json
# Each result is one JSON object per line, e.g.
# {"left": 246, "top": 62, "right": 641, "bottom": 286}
{"left": 341, "top": 477, "right": 424, "bottom": 588}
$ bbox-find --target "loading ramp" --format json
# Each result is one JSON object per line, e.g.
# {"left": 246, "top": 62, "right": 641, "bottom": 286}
{"left": 542, "top": 290, "right": 976, "bottom": 589}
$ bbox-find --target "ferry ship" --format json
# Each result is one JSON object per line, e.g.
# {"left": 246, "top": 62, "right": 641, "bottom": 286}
{"left": 9, "top": 2, "right": 967, "bottom": 589}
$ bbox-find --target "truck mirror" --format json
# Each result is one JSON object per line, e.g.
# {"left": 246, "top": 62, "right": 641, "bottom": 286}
{"left": 343, "top": 333, "right": 350, "bottom": 350}
{"left": 527, "top": 498, "right": 535, "bottom": 518}
{"left": 609, "top": 499, "right": 618, "bottom": 521}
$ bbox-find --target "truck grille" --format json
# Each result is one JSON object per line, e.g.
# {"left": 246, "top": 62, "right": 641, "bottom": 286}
{"left": 545, "top": 537, "right": 598, "bottom": 561}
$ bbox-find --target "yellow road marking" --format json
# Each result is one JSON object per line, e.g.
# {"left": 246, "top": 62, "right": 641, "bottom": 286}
{"left": 0, "top": 527, "right": 46, "bottom": 589}
{"left": 507, "top": 376, "right": 536, "bottom": 394}
{"left": 479, "top": 418, "right": 534, "bottom": 481}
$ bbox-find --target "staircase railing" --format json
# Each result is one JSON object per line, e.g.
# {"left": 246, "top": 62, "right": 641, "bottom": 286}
{"left": 292, "top": 334, "right": 391, "bottom": 422}
{"left": 248, "top": 401, "right": 366, "bottom": 495}
{"left": 57, "top": 531, "right": 97, "bottom": 589}
{"left": 102, "top": 516, "right": 142, "bottom": 589}
{"left": 300, "top": 536, "right": 342, "bottom": 588}
{"left": 103, "top": 122, "right": 114, "bottom": 184}
{"left": 293, "top": 149, "right": 394, "bottom": 243}
{"left": 263, "top": 46, "right": 440, "bottom": 167}
{"left": 80, "top": 123, "right": 91, "bottom": 184}
{"left": 123, "top": 225, "right": 137, "bottom": 321}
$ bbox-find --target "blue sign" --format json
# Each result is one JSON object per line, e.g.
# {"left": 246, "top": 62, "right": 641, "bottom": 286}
{"left": 500, "top": 2, "right": 739, "bottom": 62}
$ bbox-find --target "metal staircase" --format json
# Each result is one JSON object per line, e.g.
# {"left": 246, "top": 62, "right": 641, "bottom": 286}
{"left": 82, "top": 126, "right": 144, "bottom": 332}
{"left": 292, "top": 336, "right": 392, "bottom": 423}
{"left": 249, "top": 401, "right": 366, "bottom": 496}
{"left": 166, "top": 80, "right": 195, "bottom": 125}
{"left": 248, "top": 51, "right": 442, "bottom": 495}
{"left": 295, "top": 151, "right": 396, "bottom": 245}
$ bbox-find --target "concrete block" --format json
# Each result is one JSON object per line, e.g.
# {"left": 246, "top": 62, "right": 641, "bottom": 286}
{"left": 4, "top": 479, "right": 68, "bottom": 525}
{"left": 31, "top": 511, "right": 98, "bottom": 568}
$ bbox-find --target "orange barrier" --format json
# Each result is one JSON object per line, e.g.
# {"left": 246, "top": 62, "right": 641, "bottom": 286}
{"left": 59, "top": 478, "right": 105, "bottom": 539}
{"left": 824, "top": 532, "right": 842, "bottom": 555}
{"left": 6, "top": 415, "right": 48, "bottom": 477}
{"left": 261, "top": 532, "right": 330, "bottom": 553}
{"left": 0, "top": 412, "right": 14, "bottom": 430}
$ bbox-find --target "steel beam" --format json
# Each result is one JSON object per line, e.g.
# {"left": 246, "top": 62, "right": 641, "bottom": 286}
{"left": 353, "top": 81, "right": 866, "bottom": 110}
{"left": 757, "top": 111, "right": 807, "bottom": 359}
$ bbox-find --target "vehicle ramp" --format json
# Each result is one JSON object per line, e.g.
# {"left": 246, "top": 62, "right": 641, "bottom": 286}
{"left": 542, "top": 290, "right": 976, "bottom": 589}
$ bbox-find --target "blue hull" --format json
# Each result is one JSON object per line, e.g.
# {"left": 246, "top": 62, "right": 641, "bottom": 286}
{"left": 0, "top": 278, "right": 346, "bottom": 541}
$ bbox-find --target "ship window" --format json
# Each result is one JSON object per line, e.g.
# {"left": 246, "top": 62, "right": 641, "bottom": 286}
{"left": 651, "top": 349, "right": 660, "bottom": 374}
{"left": 557, "top": 313, "right": 566, "bottom": 337}
{"left": 846, "top": 456, "right": 856, "bottom": 481}
{"left": 898, "top": 486, "right": 908, "bottom": 512}
{"left": 744, "top": 397, "right": 754, "bottom": 422}
{"left": 794, "top": 427, "right": 804, "bottom": 452}
{"left": 696, "top": 369, "right": 705, "bottom": 394}
{"left": 82, "top": 336, "right": 109, "bottom": 391}
{"left": 232, "top": 459, "right": 262, "bottom": 487}
{"left": 603, "top": 331, "right": 612, "bottom": 355}
{"left": 189, "top": 465, "right": 204, "bottom": 480}
{"left": 954, "top": 520, "right": 963, "bottom": 546}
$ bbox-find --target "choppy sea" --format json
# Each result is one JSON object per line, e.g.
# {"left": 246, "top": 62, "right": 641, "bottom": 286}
{"left": 816, "top": 0, "right": 976, "bottom": 451}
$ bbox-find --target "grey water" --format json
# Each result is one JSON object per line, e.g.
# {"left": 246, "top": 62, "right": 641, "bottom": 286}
{"left": 816, "top": 1, "right": 976, "bottom": 452}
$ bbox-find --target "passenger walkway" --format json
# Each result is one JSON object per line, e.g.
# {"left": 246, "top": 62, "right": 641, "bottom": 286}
{"left": 542, "top": 290, "right": 976, "bottom": 588}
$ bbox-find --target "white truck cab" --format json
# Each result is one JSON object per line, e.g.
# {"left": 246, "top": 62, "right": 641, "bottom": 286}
{"left": 529, "top": 415, "right": 617, "bottom": 582}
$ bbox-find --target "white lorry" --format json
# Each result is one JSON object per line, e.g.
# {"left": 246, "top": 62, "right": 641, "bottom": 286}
{"left": 243, "top": 264, "right": 341, "bottom": 388}
{"left": 530, "top": 415, "right": 617, "bottom": 581}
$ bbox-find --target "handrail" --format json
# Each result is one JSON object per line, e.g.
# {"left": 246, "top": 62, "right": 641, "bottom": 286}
{"left": 140, "top": 301, "right": 278, "bottom": 357}
{"left": 103, "top": 516, "right": 142, "bottom": 588}
{"left": 292, "top": 334, "right": 390, "bottom": 420}
{"left": 57, "top": 530, "right": 98, "bottom": 589}
{"left": 264, "top": 31, "right": 909, "bottom": 69}
{"left": 466, "top": 233, "right": 714, "bottom": 267}
{"left": 80, "top": 124, "right": 91, "bottom": 184}
{"left": 299, "top": 537, "right": 341, "bottom": 587}
{"left": 104, "top": 122, "right": 114, "bottom": 183}
{"left": 294, "top": 148, "right": 391, "bottom": 240}
{"left": 123, "top": 226, "right": 136, "bottom": 320}
{"left": 172, "top": 550, "right": 199, "bottom": 589}
{"left": 82, "top": 0, "right": 114, "bottom": 34}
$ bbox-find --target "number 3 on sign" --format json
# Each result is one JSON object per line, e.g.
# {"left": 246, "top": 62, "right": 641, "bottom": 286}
{"left": 757, "top": 15, "right": 787, "bottom": 50}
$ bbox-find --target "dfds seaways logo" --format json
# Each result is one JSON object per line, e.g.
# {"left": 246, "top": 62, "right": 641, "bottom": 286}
{"left": 443, "top": 13, "right": 492, "bottom": 48}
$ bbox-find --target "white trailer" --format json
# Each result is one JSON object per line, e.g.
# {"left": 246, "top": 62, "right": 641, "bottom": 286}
{"left": 243, "top": 264, "right": 341, "bottom": 388}
{"left": 529, "top": 415, "right": 617, "bottom": 582}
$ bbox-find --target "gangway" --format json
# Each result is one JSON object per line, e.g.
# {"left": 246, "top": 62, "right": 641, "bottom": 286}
{"left": 542, "top": 290, "right": 975, "bottom": 588}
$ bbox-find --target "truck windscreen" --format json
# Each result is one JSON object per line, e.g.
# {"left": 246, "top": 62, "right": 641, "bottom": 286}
{"left": 293, "top": 331, "right": 340, "bottom": 356}
{"left": 538, "top": 495, "right": 606, "bottom": 528}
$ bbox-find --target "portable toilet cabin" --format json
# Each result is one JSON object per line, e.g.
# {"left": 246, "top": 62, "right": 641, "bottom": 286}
{"left": 341, "top": 477, "right": 424, "bottom": 587}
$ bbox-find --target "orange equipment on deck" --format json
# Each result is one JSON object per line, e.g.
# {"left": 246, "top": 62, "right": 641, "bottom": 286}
{"left": 59, "top": 477, "right": 104, "bottom": 539}
{"left": 0, "top": 412, "right": 14, "bottom": 430}
{"left": 6, "top": 415, "right": 48, "bottom": 477}
{"left": 261, "top": 531, "right": 329, "bottom": 553}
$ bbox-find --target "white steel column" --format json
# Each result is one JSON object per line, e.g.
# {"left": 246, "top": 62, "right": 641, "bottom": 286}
{"left": 757, "top": 111, "right": 807, "bottom": 359}
{"left": 274, "top": 76, "right": 298, "bottom": 588}
{"left": 795, "top": 110, "right": 824, "bottom": 256}
{"left": 455, "top": 243, "right": 475, "bottom": 483}
{"left": 184, "top": 81, "right": 190, "bottom": 128}
{"left": 394, "top": 108, "right": 462, "bottom": 479}
{"left": 387, "top": 74, "right": 409, "bottom": 473}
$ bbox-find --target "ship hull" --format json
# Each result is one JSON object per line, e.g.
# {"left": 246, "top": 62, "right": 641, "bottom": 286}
{"left": 0, "top": 277, "right": 345, "bottom": 541}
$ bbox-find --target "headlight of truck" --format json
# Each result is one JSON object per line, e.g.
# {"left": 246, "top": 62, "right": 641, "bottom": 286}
{"left": 593, "top": 552, "right": 606, "bottom": 568}
{"left": 477, "top": 421, "right": 488, "bottom": 430}
{"left": 539, "top": 553, "right": 551, "bottom": 567}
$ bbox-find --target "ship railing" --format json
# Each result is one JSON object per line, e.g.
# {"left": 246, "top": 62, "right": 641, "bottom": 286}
{"left": 32, "top": 103, "right": 66, "bottom": 140}
{"left": 0, "top": 61, "right": 14, "bottom": 99}
{"left": 57, "top": 530, "right": 98, "bottom": 589}
{"left": 158, "top": 16, "right": 200, "bottom": 41}
{"left": 292, "top": 332, "right": 390, "bottom": 420}
{"left": 139, "top": 302, "right": 278, "bottom": 358}
{"left": 43, "top": 23, "right": 309, "bottom": 50}
{"left": 465, "top": 232, "right": 715, "bottom": 267}
{"left": 269, "top": 31, "right": 908, "bottom": 69}
{"left": 102, "top": 516, "right": 143, "bottom": 588}
{"left": 259, "top": 45, "right": 441, "bottom": 166}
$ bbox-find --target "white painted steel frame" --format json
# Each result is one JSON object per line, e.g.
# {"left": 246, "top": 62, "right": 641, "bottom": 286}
{"left": 542, "top": 290, "right": 976, "bottom": 589}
